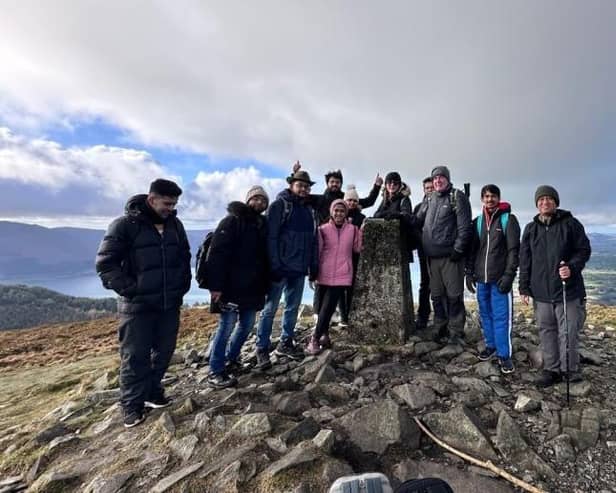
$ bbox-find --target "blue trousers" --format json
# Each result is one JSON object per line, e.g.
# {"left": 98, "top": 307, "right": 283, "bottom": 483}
{"left": 256, "top": 275, "right": 305, "bottom": 351}
{"left": 209, "top": 308, "right": 256, "bottom": 375}
{"left": 477, "top": 282, "right": 513, "bottom": 358}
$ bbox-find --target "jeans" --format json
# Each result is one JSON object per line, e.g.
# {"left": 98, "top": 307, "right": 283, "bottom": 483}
{"left": 256, "top": 275, "right": 305, "bottom": 350}
{"left": 209, "top": 308, "right": 257, "bottom": 375}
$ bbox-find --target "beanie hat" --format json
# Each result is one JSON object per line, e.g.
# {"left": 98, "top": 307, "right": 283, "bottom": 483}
{"left": 344, "top": 184, "right": 360, "bottom": 201}
{"left": 149, "top": 178, "right": 182, "bottom": 197}
{"left": 431, "top": 165, "right": 450, "bottom": 181}
{"left": 385, "top": 171, "right": 402, "bottom": 184}
{"left": 325, "top": 169, "right": 344, "bottom": 184}
{"left": 245, "top": 185, "right": 269, "bottom": 207}
{"left": 534, "top": 185, "right": 560, "bottom": 207}
{"left": 329, "top": 198, "right": 348, "bottom": 216}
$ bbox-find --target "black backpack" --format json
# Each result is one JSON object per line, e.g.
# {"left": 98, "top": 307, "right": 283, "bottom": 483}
{"left": 195, "top": 232, "right": 214, "bottom": 289}
{"left": 394, "top": 478, "right": 454, "bottom": 493}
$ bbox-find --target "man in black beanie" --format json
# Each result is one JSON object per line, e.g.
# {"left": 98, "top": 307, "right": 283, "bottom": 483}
{"left": 96, "top": 178, "right": 191, "bottom": 428}
{"left": 519, "top": 185, "right": 591, "bottom": 387}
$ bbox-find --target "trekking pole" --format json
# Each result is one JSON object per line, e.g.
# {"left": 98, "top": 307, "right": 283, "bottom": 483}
{"left": 561, "top": 270, "right": 570, "bottom": 408}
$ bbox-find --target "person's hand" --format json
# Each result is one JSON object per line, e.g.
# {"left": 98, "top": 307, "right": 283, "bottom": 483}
{"left": 449, "top": 250, "right": 463, "bottom": 262}
{"left": 559, "top": 261, "right": 571, "bottom": 280}
{"left": 521, "top": 294, "right": 530, "bottom": 305}
{"left": 375, "top": 173, "right": 383, "bottom": 187}
{"left": 465, "top": 275, "right": 476, "bottom": 294}
{"left": 497, "top": 275, "right": 513, "bottom": 294}
{"left": 210, "top": 291, "right": 222, "bottom": 303}
{"left": 292, "top": 160, "right": 301, "bottom": 173}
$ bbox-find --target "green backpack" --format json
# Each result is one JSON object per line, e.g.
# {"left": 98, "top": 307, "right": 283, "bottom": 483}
{"left": 476, "top": 212, "right": 509, "bottom": 237}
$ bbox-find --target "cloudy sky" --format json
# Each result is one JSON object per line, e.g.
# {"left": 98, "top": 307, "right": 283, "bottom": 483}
{"left": 0, "top": 0, "right": 614, "bottom": 230}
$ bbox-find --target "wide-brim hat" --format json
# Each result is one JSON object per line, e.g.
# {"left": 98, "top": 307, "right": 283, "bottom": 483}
{"left": 286, "top": 170, "right": 316, "bottom": 186}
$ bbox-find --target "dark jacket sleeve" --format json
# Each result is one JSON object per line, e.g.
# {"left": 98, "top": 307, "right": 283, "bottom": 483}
{"left": 372, "top": 199, "right": 387, "bottom": 218}
{"left": 518, "top": 223, "right": 532, "bottom": 296}
{"left": 358, "top": 184, "right": 381, "bottom": 209}
{"left": 502, "top": 214, "right": 521, "bottom": 280}
{"left": 266, "top": 200, "right": 284, "bottom": 274}
{"left": 413, "top": 197, "right": 428, "bottom": 227}
{"left": 399, "top": 196, "right": 414, "bottom": 228}
{"left": 175, "top": 218, "right": 193, "bottom": 294}
{"left": 205, "top": 216, "right": 237, "bottom": 293}
{"left": 453, "top": 191, "right": 473, "bottom": 254}
{"left": 465, "top": 217, "right": 479, "bottom": 274}
{"left": 95, "top": 217, "right": 137, "bottom": 297}
{"left": 566, "top": 217, "right": 591, "bottom": 275}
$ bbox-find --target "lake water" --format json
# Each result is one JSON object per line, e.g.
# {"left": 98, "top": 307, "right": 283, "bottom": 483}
{"left": 4, "top": 265, "right": 423, "bottom": 306}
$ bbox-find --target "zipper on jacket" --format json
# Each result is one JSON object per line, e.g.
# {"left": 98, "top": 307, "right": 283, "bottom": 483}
{"left": 483, "top": 210, "right": 494, "bottom": 282}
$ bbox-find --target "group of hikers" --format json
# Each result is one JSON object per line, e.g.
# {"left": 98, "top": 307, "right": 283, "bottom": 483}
{"left": 96, "top": 164, "right": 591, "bottom": 429}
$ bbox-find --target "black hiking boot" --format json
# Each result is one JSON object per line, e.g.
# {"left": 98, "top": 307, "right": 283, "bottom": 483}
{"left": 274, "top": 339, "right": 304, "bottom": 361}
{"left": 254, "top": 350, "right": 272, "bottom": 371}
{"left": 207, "top": 371, "right": 238, "bottom": 390}
{"left": 536, "top": 370, "right": 562, "bottom": 388}
{"left": 144, "top": 393, "right": 172, "bottom": 409}
{"left": 123, "top": 409, "right": 145, "bottom": 429}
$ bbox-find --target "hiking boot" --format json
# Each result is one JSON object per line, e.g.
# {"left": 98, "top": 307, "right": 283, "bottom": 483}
{"left": 564, "top": 370, "right": 583, "bottom": 383}
{"left": 207, "top": 371, "right": 237, "bottom": 390}
{"left": 499, "top": 357, "right": 515, "bottom": 374}
{"left": 478, "top": 347, "right": 496, "bottom": 361}
{"left": 319, "top": 334, "right": 332, "bottom": 349}
{"left": 123, "top": 410, "right": 145, "bottom": 429}
{"left": 415, "top": 318, "right": 428, "bottom": 331}
{"left": 274, "top": 339, "right": 304, "bottom": 360}
{"left": 306, "top": 336, "right": 321, "bottom": 355}
{"left": 447, "top": 335, "right": 465, "bottom": 346}
{"left": 225, "top": 359, "right": 246, "bottom": 376}
{"left": 254, "top": 350, "right": 272, "bottom": 371}
{"left": 536, "top": 370, "right": 561, "bottom": 388}
{"left": 144, "top": 393, "right": 172, "bottom": 409}
{"left": 432, "top": 327, "right": 449, "bottom": 342}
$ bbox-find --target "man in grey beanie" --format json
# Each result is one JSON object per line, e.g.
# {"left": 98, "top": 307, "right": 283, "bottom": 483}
{"left": 519, "top": 185, "right": 591, "bottom": 387}
{"left": 414, "top": 165, "right": 473, "bottom": 344}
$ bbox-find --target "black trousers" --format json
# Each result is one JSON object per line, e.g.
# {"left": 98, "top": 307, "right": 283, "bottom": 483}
{"left": 417, "top": 250, "right": 431, "bottom": 322}
{"left": 314, "top": 286, "right": 345, "bottom": 339}
{"left": 338, "top": 253, "right": 359, "bottom": 323}
{"left": 118, "top": 308, "right": 180, "bottom": 413}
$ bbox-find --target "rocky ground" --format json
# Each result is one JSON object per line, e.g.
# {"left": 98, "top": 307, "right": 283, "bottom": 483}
{"left": 1, "top": 304, "right": 616, "bottom": 493}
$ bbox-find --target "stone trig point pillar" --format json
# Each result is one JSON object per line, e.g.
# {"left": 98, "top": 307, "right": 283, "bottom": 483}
{"left": 349, "top": 218, "right": 414, "bottom": 344}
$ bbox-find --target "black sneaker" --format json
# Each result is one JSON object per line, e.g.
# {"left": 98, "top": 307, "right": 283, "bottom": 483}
{"left": 207, "top": 371, "right": 237, "bottom": 390}
{"left": 254, "top": 350, "right": 272, "bottom": 371}
{"left": 536, "top": 370, "right": 562, "bottom": 388}
{"left": 478, "top": 347, "right": 497, "bottom": 361}
{"left": 123, "top": 410, "right": 145, "bottom": 428}
{"left": 499, "top": 357, "right": 515, "bottom": 374}
{"left": 274, "top": 339, "right": 304, "bottom": 360}
{"left": 144, "top": 394, "right": 172, "bottom": 409}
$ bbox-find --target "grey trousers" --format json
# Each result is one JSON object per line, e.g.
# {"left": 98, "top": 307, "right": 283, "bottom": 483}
{"left": 535, "top": 299, "right": 585, "bottom": 373}
{"left": 428, "top": 257, "right": 465, "bottom": 336}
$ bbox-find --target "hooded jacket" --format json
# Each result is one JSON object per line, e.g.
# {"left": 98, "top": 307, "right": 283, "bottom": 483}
{"left": 373, "top": 183, "right": 416, "bottom": 262}
{"left": 467, "top": 202, "right": 521, "bottom": 284}
{"left": 519, "top": 209, "right": 591, "bottom": 303}
{"left": 267, "top": 189, "right": 319, "bottom": 279}
{"left": 415, "top": 184, "right": 473, "bottom": 258}
{"left": 205, "top": 201, "right": 270, "bottom": 310}
{"left": 317, "top": 200, "right": 363, "bottom": 286}
{"left": 310, "top": 184, "right": 380, "bottom": 224}
{"left": 95, "top": 194, "right": 192, "bottom": 314}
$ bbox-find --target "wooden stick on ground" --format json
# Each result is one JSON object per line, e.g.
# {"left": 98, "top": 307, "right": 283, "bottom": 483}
{"left": 413, "top": 417, "right": 546, "bottom": 493}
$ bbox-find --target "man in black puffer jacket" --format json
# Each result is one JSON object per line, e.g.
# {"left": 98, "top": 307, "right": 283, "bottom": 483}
{"left": 519, "top": 185, "right": 591, "bottom": 387}
{"left": 414, "top": 166, "right": 473, "bottom": 344}
{"left": 96, "top": 179, "right": 191, "bottom": 428}
{"left": 205, "top": 186, "right": 270, "bottom": 389}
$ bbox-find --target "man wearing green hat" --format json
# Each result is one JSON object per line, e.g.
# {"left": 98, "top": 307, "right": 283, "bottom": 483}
{"left": 519, "top": 185, "right": 591, "bottom": 387}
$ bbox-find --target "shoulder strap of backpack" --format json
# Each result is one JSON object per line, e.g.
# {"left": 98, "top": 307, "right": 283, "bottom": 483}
{"left": 449, "top": 188, "right": 458, "bottom": 212}
{"left": 476, "top": 214, "right": 483, "bottom": 237}
{"left": 500, "top": 212, "right": 509, "bottom": 237}
{"left": 281, "top": 198, "right": 293, "bottom": 225}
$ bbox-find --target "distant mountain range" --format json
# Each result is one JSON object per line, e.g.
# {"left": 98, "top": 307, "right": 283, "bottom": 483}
{"left": 0, "top": 221, "right": 207, "bottom": 281}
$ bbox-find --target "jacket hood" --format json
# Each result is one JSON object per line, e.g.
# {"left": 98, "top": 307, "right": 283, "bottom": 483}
{"left": 381, "top": 182, "right": 411, "bottom": 200}
{"left": 227, "top": 201, "right": 259, "bottom": 217}
{"left": 484, "top": 201, "right": 511, "bottom": 215}
{"left": 277, "top": 188, "right": 306, "bottom": 203}
{"left": 124, "top": 193, "right": 178, "bottom": 221}
{"left": 532, "top": 208, "right": 572, "bottom": 224}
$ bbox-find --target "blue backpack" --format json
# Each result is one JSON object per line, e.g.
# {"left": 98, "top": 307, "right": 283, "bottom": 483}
{"left": 476, "top": 212, "right": 509, "bottom": 237}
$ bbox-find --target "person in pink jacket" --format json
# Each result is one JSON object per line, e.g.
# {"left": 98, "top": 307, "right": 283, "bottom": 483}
{"left": 307, "top": 199, "right": 362, "bottom": 354}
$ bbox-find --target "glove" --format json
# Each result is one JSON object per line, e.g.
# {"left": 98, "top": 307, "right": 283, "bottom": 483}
{"left": 497, "top": 275, "right": 514, "bottom": 294}
{"left": 449, "top": 250, "right": 464, "bottom": 262}
{"left": 465, "top": 275, "right": 476, "bottom": 294}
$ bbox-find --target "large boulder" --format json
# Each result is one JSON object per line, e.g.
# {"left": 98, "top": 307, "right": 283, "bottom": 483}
{"left": 336, "top": 399, "right": 420, "bottom": 454}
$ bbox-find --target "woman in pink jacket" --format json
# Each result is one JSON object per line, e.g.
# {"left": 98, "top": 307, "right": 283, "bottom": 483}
{"left": 307, "top": 199, "right": 362, "bottom": 354}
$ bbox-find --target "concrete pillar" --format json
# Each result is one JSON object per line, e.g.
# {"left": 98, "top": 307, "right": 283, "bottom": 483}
{"left": 349, "top": 218, "right": 415, "bottom": 344}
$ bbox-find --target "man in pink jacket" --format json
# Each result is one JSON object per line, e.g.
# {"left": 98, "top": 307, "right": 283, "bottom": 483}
{"left": 307, "top": 200, "right": 362, "bottom": 354}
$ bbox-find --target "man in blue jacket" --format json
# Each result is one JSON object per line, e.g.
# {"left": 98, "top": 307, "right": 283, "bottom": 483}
{"left": 466, "top": 184, "right": 520, "bottom": 374}
{"left": 255, "top": 170, "right": 319, "bottom": 369}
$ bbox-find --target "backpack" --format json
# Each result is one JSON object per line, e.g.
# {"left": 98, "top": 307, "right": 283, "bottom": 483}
{"left": 329, "top": 473, "right": 393, "bottom": 493}
{"left": 476, "top": 212, "right": 509, "bottom": 237}
{"left": 394, "top": 478, "right": 454, "bottom": 493}
{"left": 195, "top": 232, "right": 214, "bottom": 289}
